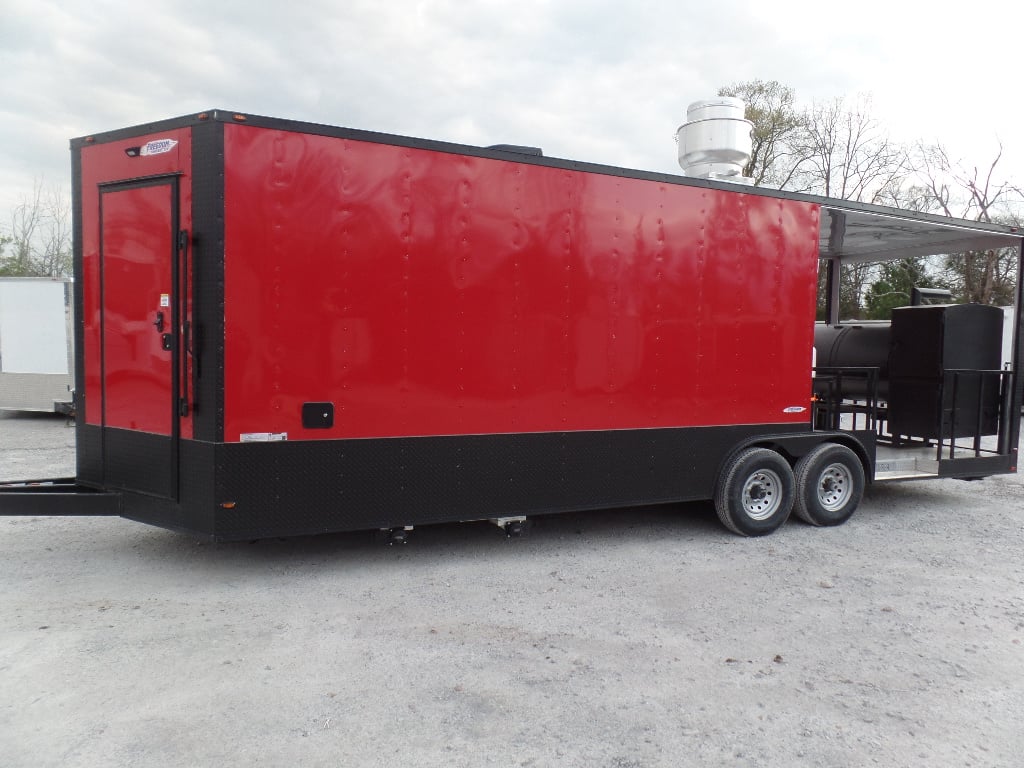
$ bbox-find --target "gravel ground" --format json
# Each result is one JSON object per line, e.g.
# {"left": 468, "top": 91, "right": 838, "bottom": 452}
{"left": 1, "top": 411, "right": 1022, "bottom": 767}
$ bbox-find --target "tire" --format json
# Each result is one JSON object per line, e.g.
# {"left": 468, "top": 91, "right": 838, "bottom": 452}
{"left": 714, "top": 448, "right": 795, "bottom": 537}
{"left": 793, "top": 443, "right": 865, "bottom": 527}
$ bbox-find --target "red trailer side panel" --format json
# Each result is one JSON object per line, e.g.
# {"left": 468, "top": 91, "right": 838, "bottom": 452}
{"left": 222, "top": 124, "right": 819, "bottom": 442}
{"left": 79, "top": 128, "right": 194, "bottom": 440}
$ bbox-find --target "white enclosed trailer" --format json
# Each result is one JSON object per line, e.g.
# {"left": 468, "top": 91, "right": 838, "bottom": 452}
{"left": 0, "top": 278, "right": 74, "bottom": 413}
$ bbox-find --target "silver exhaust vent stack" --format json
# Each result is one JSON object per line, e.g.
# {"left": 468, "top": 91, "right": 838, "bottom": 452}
{"left": 676, "top": 97, "right": 753, "bottom": 184}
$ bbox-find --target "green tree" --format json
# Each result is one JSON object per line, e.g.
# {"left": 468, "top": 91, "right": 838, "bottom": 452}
{"left": 863, "top": 258, "right": 946, "bottom": 319}
{"left": 816, "top": 261, "right": 880, "bottom": 321}
{"left": 0, "top": 231, "right": 13, "bottom": 275}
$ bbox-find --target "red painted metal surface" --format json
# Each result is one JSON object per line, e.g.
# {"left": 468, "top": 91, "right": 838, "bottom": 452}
{"left": 100, "top": 184, "right": 174, "bottom": 434}
{"left": 79, "top": 128, "right": 193, "bottom": 439}
{"left": 223, "top": 125, "right": 820, "bottom": 442}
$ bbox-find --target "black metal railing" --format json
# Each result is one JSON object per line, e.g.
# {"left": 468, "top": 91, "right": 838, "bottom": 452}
{"left": 812, "top": 363, "right": 1017, "bottom": 468}
{"left": 937, "top": 369, "right": 1013, "bottom": 461}
{"left": 811, "top": 366, "right": 880, "bottom": 432}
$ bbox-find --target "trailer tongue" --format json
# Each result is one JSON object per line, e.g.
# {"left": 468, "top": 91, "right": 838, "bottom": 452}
{"left": 0, "top": 479, "right": 120, "bottom": 516}
{"left": 0, "top": 109, "right": 1020, "bottom": 539}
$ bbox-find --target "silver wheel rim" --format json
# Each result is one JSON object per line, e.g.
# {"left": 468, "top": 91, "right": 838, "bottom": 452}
{"left": 741, "top": 469, "right": 783, "bottom": 520}
{"left": 817, "top": 462, "right": 851, "bottom": 512}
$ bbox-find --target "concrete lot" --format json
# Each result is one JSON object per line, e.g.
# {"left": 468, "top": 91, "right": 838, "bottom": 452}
{"left": 1, "top": 411, "right": 1022, "bottom": 767}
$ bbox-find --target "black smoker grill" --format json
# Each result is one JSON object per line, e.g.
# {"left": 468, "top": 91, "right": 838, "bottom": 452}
{"left": 888, "top": 304, "right": 1004, "bottom": 440}
{"left": 814, "top": 303, "right": 1004, "bottom": 442}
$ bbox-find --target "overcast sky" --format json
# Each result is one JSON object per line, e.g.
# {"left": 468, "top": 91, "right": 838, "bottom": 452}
{"left": 1, "top": 0, "right": 1020, "bottom": 221}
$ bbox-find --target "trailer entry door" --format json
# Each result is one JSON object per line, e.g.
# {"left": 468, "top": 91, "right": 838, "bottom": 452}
{"left": 99, "top": 177, "right": 182, "bottom": 499}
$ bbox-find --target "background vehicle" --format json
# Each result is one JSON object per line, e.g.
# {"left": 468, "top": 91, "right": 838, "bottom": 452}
{"left": 0, "top": 277, "right": 73, "bottom": 414}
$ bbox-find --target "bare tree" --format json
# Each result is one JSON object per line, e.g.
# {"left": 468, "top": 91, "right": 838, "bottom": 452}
{"left": 788, "top": 94, "right": 911, "bottom": 203}
{"left": 37, "top": 185, "right": 71, "bottom": 278}
{"left": 915, "top": 143, "right": 1010, "bottom": 222}
{"left": 0, "top": 179, "right": 72, "bottom": 278}
{"left": 781, "top": 95, "right": 913, "bottom": 319}
{"left": 913, "top": 142, "right": 1022, "bottom": 305}
{"left": 717, "top": 79, "right": 802, "bottom": 187}
{"left": 714, "top": 83, "right": 1023, "bottom": 314}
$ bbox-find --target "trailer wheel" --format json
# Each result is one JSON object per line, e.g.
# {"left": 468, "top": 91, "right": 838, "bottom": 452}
{"left": 714, "top": 448, "right": 795, "bottom": 536}
{"left": 793, "top": 443, "right": 865, "bottom": 527}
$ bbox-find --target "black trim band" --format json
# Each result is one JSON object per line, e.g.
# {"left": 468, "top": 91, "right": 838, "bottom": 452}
{"left": 92, "top": 423, "right": 844, "bottom": 541}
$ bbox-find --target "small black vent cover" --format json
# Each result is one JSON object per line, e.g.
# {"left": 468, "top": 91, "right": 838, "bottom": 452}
{"left": 302, "top": 402, "right": 334, "bottom": 429}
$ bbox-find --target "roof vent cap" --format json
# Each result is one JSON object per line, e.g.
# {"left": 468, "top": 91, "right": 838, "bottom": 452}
{"left": 676, "top": 97, "right": 753, "bottom": 184}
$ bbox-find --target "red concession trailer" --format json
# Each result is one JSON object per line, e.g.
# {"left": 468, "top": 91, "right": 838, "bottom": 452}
{"left": 1, "top": 110, "right": 1021, "bottom": 539}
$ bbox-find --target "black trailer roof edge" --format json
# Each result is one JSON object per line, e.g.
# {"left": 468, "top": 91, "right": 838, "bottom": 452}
{"left": 69, "top": 111, "right": 215, "bottom": 150}
{"left": 69, "top": 108, "right": 1021, "bottom": 241}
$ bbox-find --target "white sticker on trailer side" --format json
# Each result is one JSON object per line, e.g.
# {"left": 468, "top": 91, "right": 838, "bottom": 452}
{"left": 239, "top": 432, "right": 288, "bottom": 442}
{"left": 0, "top": 281, "right": 69, "bottom": 374}
{"left": 140, "top": 138, "right": 178, "bottom": 156}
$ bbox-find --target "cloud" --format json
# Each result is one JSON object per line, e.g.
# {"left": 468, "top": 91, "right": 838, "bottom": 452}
{"left": 1, "top": 0, "right": 1023, "bottom": 222}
